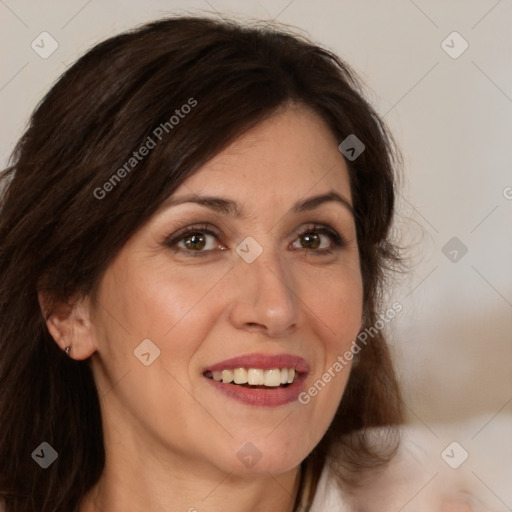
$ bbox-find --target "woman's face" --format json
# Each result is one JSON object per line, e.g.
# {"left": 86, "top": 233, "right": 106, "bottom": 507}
{"left": 86, "top": 105, "right": 363, "bottom": 476}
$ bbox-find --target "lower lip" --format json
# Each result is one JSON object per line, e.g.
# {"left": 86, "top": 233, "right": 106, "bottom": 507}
{"left": 204, "top": 372, "right": 308, "bottom": 407}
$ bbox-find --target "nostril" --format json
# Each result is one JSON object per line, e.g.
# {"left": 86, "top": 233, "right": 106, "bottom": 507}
{"left": 246, "top": 322, "right": 264, "bottom": 329}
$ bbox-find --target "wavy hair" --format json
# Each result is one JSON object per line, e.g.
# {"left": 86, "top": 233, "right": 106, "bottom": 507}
{"left": 0, "top": 16, "right": 403, "bottom": 511}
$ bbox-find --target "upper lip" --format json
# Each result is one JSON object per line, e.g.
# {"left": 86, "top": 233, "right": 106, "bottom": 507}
{"left": 204, "top": 353, "right": 310, "bottom": 374}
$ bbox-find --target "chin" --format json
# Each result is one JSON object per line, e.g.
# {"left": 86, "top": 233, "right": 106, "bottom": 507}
{"left": 232, "top": 457, "right": 303, "bottom": 477}
{"left": 219, "top": 436, "right": 310, "bottom": 476}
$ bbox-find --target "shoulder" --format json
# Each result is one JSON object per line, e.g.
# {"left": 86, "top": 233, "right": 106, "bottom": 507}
{"left": 310, "top": 416, "right": 512, "bottom": 511}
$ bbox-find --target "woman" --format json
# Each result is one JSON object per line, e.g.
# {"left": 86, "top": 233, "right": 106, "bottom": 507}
{"left": 0, "top": 15, "right": 480, "bottom": 512}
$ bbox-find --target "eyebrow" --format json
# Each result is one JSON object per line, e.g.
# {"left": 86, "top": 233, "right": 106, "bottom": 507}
{"left": 162, "top": 191, "right": 354, "bottom": 218}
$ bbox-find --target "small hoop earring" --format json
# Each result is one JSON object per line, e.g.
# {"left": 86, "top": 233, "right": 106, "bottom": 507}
{"left": 65, "top": 346, "right": 71, "bottom": 355}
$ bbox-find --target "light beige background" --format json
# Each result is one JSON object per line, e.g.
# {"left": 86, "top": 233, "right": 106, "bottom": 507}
{"left": 1, "top": 0, "right": 511, "bottom": 506}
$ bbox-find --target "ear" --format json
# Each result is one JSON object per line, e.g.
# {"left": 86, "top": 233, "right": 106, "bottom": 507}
{"left": 38, "top": 291, "right": 97, "bottom": 360}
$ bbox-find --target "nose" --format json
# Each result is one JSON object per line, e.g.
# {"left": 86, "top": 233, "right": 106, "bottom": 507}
{"left": 228, "top": 246, "right": 299, "bottom": 337}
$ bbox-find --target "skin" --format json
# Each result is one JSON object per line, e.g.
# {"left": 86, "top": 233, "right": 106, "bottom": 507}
{"left": 42, "top": 105, "right": 363, "bottom": 512}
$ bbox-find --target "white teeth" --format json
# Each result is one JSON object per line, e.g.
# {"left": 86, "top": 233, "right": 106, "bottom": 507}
{"left": 263, "top": 369, "right": 281, "bottom": 387}
{"left": 221, "top": 369, "right": 233, "bottom": 383}
{"left": 233, "top": 368, "right": 247, "bottom": 384}
{"left": 208, "top": 367, "right": 298, "bottom": 386}
{"left": 247, "top": 369, "right": 264, "bottom": 385}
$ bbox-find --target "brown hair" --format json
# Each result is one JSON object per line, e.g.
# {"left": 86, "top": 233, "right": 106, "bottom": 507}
{"left": 0, "top": 16, "right": 403, "bottom": 511}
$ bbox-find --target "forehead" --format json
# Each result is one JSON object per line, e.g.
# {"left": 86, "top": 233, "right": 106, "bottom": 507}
{"left": 175, "top": 106, "right": 352, "bottom": 201}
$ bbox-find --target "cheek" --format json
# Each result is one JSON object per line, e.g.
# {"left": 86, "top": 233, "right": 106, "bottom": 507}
{"left": 89, "top": 261, "right": 231, "bottom": 450}
{"left": 303, "top": 264, "right": 363, "bottom": 351}
{"left": 299, "top": 267, "right": 363, "bottom": 418}
{"left": 98, "top": 257, "right": 229, "bottom": 341}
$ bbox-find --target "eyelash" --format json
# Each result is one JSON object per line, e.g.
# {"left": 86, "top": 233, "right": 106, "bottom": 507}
{"left": 163, "top": 223, "right": 346, "bottom": 257}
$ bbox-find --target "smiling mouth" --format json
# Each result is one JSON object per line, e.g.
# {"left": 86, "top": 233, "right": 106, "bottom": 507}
{"left": 203, "top": 367, "right": 297, "bottom": 389}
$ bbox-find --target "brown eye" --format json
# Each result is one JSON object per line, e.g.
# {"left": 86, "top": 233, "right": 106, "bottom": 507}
{"left": 300, "top": 232, "right": 321, "bottom": 250}
{"left": 291, "top": 225, "right": 346, "bottom": 254}
{"left": 183, "top": 233, "right": 207, "bottom": 251}
{"left": 164, "top": 224, "right": 222, "bottom": 256}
